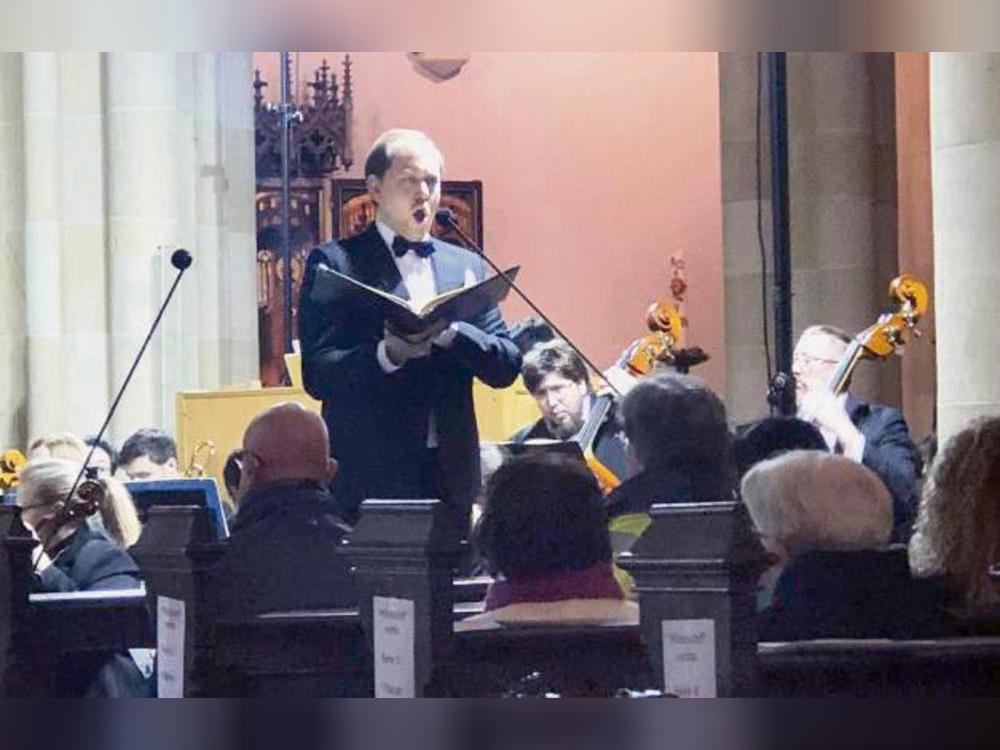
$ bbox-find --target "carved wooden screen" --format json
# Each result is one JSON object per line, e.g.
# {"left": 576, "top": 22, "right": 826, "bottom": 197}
{"left": 331, "top": 179, "right": 484, "bottom": 246}
{"left": 255, "top": 178, "right": 331, "bottom": 386}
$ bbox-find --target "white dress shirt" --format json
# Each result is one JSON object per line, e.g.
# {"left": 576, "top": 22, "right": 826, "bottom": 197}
{"left": 372, "top": 220, "right": 452, "bottom": 447}
{"left": 800, "top": 392, "right": 866, "bottom": 463}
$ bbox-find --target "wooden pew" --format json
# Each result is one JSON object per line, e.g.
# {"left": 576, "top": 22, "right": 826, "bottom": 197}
{"left": 0, "top": 506, "right": 153, "bottom": 696}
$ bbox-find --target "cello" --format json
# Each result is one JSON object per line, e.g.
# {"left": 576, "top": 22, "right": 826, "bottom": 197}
{"left": 576, "top": 299, "right": 708, "bottom": 492}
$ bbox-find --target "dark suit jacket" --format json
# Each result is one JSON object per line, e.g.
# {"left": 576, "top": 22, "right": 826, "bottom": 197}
{"left": 846, "top": 395, "right": 920, "bottom": 542}
{"left": 210, "top": 480, "right": 355, "bottom": 619}
{"left": 758, "top": 548, "right": 959, "bottom": 641}
{"left": 299, "top": 224, "right": 522, "bottom": 518}
{"left": 509, "top": 395, "right": 630, "bottom": 480}
{"left": 34, "top": 524, "right": 140, "bottom": 594}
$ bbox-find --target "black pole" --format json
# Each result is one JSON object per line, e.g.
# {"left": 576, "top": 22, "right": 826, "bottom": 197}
{"left": 279, "top": 51, "right": 294, "bottom": 355}
{"left": 767, "top": 52, "right": 795, "bottom": 414}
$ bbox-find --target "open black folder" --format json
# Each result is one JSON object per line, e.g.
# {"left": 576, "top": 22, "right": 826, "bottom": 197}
{"left": 311, "top": 263, "right": 521, "bottom": 336}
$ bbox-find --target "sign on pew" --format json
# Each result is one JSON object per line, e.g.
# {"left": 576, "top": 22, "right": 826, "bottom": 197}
{"left": 661, "top": 618, "right": 717, "bottom": 698}
{"left": 157, "top": 595, "right": 186, "bottom": 698}
{"left": 373, "top": 596, "right": 415, "bottom": 698}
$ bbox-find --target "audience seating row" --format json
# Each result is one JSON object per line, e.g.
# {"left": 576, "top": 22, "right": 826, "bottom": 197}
{"left": 4, "top": 497, "right": 1000, "bottom": 697}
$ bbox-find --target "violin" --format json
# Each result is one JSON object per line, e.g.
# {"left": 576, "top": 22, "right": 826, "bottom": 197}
{"left": 0, "top": 449, "right": 26, "bottom": 491}
{"left": 32, "top": 475, "right": 107, "bottom": 555}
{"left": 825, "top": 274, "right": 929, "bottom": 395}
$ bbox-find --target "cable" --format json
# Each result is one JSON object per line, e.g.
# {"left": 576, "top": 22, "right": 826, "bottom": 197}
{"left": 755, "top": 52, "right": 774, "bottom": 387}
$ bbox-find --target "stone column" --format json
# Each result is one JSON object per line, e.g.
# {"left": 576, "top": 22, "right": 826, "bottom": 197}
{"left": 22, "top": 53, "right": 110, "bottom": 441}
{"left": 720, "top": 53, "right": 900, "bottom": 424}
{"left": 931, "top": 53, "right": 1000, "bottom": 443}
{"left": 0, "top": 54, "right": 26, "bottom": 448}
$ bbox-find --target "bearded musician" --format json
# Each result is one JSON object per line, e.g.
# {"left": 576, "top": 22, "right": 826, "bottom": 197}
{"left": 510, "top": 340, "right": 629, "bottom": 480}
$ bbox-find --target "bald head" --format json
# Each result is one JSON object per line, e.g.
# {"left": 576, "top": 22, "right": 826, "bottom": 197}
{"left": 242, "top": 403, "right": 337, "bottom": 490}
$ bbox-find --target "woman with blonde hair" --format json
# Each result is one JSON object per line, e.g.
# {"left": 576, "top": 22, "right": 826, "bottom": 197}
{"left": 910, "top": 416, "right": 1000, "bottom": 613}
{"left": 16, "top": 459, "right": 141, "bottom": 589}
{"left": 16, "top": 458, "right": 149, "bottom": 696}
{"left": 26, "top": 433, "right": 87, "bottom": 462}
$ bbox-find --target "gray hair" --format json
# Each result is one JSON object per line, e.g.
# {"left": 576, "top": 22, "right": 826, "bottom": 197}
{"left": 741, "top": 450, "right": 892, "bottom": 560}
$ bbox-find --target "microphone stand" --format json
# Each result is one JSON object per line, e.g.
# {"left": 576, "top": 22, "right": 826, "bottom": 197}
{"left": 50, "top": 249, "right": 194, "bottom": 556}
{"left": 436, "top": 210, "right": 620, "bottom": 397}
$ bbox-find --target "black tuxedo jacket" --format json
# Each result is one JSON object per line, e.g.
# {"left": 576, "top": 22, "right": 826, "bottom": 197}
{"left": 846, "top": 395, "right": 920, "bottom": 542}
{"left": 299, "top": 224, "right": 521, "bottom": 518}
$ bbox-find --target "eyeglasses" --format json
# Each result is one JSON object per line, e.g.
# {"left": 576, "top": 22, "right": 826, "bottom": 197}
{"left": 792, "top": 353, "right": 840, "bottom": 367}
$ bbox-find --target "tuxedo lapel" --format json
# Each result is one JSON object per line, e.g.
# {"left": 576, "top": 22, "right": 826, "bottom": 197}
{"left": 350, "top": 224, "right": 410, "bottom": 301}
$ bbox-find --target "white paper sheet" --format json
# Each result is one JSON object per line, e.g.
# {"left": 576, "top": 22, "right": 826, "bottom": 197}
{"left": 156, "top": 595, "right": 186, "bottom": 698}
{"left": 661, "top": 618, "right": 717, "bottom": 698}
{"left": 373, "top": 595, "right": 416, "bottom": 698}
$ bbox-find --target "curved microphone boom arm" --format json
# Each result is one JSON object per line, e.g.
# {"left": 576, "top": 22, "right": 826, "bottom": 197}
{"left": 59, "top": 249, "right": 194, "bottom": 517}
{"left": 435, "top": 208, "right": 620, "bottom": 397}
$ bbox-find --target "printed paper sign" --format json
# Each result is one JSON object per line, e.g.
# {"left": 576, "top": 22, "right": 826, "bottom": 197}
{"left": 374, "top": 596, "right": 416, "bottom": 698}
{"left": 661, "top": 618, "right": 717, "bottom": 698}
{"left": 157, "top": 596, "right": 186, "bottom": 698}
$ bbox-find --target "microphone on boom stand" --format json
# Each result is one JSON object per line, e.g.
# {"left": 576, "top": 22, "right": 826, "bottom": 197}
{"left": 54, "top": 249, "right": 195, "bottom": 533}
{"left": 434, "top": 208, "right": 619, "bottom": 396}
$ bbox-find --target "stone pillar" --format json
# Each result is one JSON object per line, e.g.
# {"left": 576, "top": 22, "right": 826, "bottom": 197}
{"left": 931, "top": 53, "right": 1000, "bottom": 443}
{"left": 22, "top": 53, "right": 109, "bottom": 441}
{"left": 720, "top": 53, "right": 900, "bottom": 424}
{"left": 0, "top": 53, "right": 26, "bottom": 448}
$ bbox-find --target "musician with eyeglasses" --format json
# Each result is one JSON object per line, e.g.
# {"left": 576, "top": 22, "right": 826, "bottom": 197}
{"left": 792, "top": 325, "right": 920, "bottom": 541}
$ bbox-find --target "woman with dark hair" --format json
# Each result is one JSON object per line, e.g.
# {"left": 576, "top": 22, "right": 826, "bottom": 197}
{"left": 910, "top": 416, "right": 1000, "bottom": 616}
{"left": 459, "top": 453, "right": 635, "bottom": 629}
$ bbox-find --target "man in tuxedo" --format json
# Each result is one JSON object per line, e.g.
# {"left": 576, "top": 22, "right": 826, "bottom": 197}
{"left": 793, "top": 324, "right": 920, "bottom": 541}
{"left": 510, "top": 339, "right": 629, "bottom": 480}
{"left": 299, "top": 129, "right": 521, "bottom": 523}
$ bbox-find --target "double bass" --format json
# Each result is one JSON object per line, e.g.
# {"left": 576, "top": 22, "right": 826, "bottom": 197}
{"left": 824, "top": 273, "right": 929, "bottom": 394}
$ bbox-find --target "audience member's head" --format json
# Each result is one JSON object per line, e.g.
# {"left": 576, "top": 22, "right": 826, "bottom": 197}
{"left": 119, "top": 429, "right": 179, "bottom": 481}
{"left": 17, "top": 458, "right": 142, "bottom": 549}
{"left": 909, "top": 416, "right": 1000, "bottom": 610}
{"left": 239, "top": 403, "right": 337, "bottom": 498}
{"left": 521, "top": 340, "right": 592, "bottom": 439}
{"left": 742, "top": 450, "right": 893, "bottom": 564}
{"left": 27, "top": 433, "right": 87, "bottom": 463}
{"left": 474, "top": 453, "right": 610, "bottom": 580}
{"left": 734, "top": 417, "right": 827, "bottom": 477}
{"left": 620, "top": 372, "right": 732, "bottom": 476}
{"left": 84, "top": 436, "right": 117, "bottom": 479}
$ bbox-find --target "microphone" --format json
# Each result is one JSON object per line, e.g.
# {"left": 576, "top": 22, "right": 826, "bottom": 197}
{"left": 435, "top": 208, "right": 620, "bottom": 396}
{"left": 171, "top": 248, "right": 193, "bottom": 271}
{"left": 766, "top": 371, "right": 797, "bottom": 417}
{"left": 52, "top": 248, "right": 195, "bottom": 549}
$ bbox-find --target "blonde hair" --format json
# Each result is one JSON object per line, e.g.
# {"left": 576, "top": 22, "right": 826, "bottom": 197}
{"left": 909, "top": 416, "right": 1000, "bottom": 610}
{"left": 27, "top": 433, "right": 87, "bottom": 462}
{"left": 741, "top": 450, "right": 892, "bottom": 559}
{"left": 17, "top": 458, "right": 142, "bottom": 548}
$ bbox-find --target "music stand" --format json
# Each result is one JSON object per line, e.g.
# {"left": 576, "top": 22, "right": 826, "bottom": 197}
{"left": 125, "top": 478, "right": 230, "bottom": 540}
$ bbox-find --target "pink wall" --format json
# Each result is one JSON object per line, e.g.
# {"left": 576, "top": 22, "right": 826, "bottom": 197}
{"left": 255, "top": 53, "right": 726, "bottom": 394}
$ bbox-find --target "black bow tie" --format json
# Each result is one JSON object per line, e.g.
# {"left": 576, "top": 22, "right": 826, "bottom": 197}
{"left": 391, "top": 235, "right": 435, "bottom": 258}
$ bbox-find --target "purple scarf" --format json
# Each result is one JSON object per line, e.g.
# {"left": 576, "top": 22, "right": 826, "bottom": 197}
{"left": 484, "top": 563, "right": 624, "bottom": 611}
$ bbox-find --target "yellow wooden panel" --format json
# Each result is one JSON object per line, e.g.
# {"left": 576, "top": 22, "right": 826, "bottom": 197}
{"left": 176, "top": 387, "right": 321, "bottom": 494}
{"left": 176, "top": 379, "right": 539, "bottom": 493}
